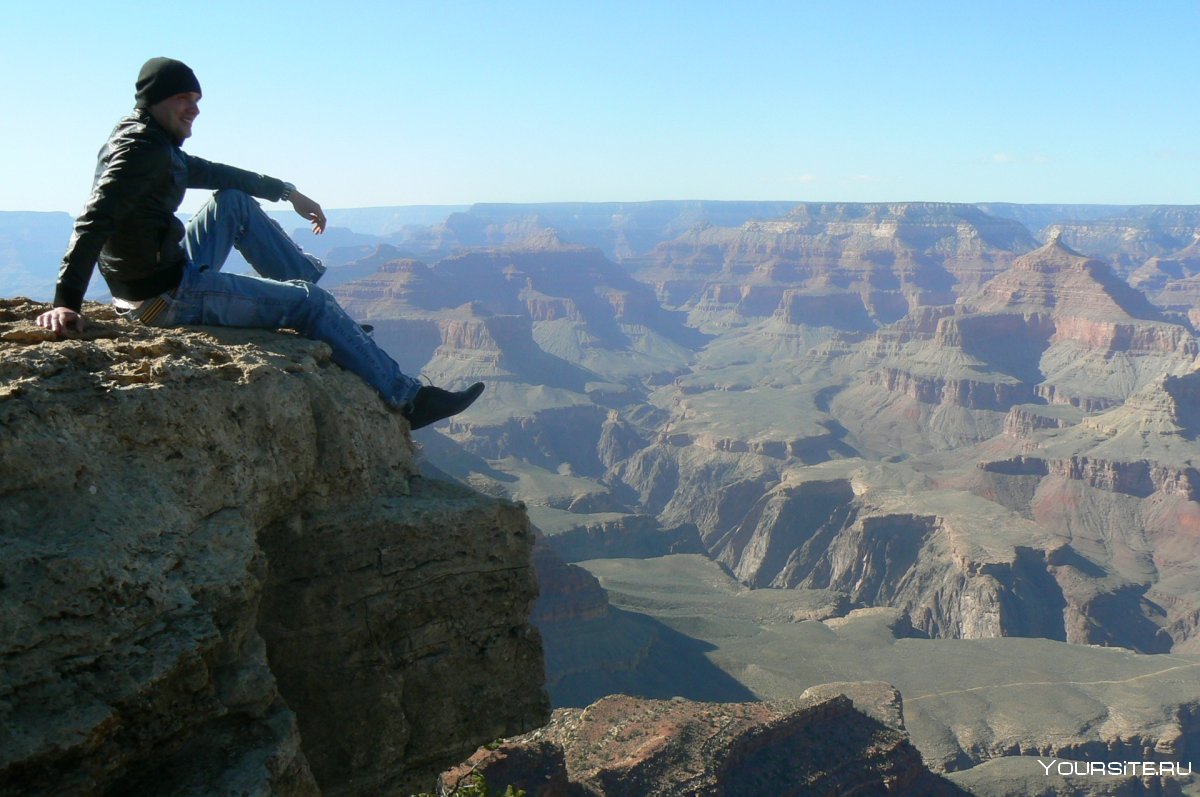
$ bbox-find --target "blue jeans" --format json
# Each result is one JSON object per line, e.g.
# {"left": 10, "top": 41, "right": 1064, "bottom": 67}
{"left": 141, "top": 189, "right": 421, "bottom": 408}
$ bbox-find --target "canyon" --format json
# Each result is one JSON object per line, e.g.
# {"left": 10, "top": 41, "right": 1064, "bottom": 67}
{"left": 330, "top": 200, "right": 1200, "bottom": 793}
{"left": 331, "top": 202, "right": 1200, "bottom": 652}
{"left": 6, "top": 199, "right": 1200, "bottom": 794}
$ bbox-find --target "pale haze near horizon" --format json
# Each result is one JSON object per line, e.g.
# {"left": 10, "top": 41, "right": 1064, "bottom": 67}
{"left": 3, "top": 0, "right": 1198, "bottom": 215}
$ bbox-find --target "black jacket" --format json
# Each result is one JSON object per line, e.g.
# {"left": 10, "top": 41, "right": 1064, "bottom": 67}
{"left": 54, "top": 111, "right": 287, "bottom": 311}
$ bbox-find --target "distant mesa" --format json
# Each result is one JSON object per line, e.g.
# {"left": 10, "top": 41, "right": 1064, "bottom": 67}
{"left": 626, "top": 202, "right": 1038, "bottom": 334}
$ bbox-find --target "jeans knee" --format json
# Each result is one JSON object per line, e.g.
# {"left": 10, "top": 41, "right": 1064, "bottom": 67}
{"left": 310, "top": 284, "right": 356, "bottom": 326}
{"left": 292, "top": 280, "right": 331, "bottom": 315}
{"left": 210, "top": 189, "right": 255, "bottom": 218}
{"left": 296, "top": 280, "right": 326, "bottom": 300}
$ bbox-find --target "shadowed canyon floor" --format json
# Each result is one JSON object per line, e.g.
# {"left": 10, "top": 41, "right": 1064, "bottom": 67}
{"left": 580, "top": 555, "right": 1200, "bottom": 791}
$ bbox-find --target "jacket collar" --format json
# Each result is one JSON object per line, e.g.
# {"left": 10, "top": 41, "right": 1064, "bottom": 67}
{"left": 136, "top": 108, "right": 185, "bottom": 147}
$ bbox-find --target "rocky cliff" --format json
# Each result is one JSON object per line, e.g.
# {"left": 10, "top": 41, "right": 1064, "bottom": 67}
{"left": 439, "top": 684, "right": 962, "bottom": 796}
{"left": 0, "top": 299, "right": 549, "bottom": 796}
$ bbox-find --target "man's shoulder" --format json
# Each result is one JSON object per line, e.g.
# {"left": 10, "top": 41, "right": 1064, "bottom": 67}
{"left": 103, "top": 112, "right": 173, "bottom": 161}
{"left": 109, "top": 112, "right": 167, "bottom": 143}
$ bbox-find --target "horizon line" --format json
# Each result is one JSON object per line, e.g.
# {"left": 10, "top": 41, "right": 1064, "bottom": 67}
{"left": 11, "top": 199, "right": 1200, "bottom": 216}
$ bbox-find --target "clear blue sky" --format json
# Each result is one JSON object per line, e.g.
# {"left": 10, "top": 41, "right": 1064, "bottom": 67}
{"left": 3, "top": 1, "right": 1198, "bottom": 213}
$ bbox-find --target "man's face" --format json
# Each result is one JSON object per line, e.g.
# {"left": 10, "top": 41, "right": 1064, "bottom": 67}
{"left": 149, "top": 92, "right": 200, "bottom": 141}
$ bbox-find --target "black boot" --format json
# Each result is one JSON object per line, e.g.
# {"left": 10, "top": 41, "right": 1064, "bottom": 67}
{"left": 402, "top": 382, "right": 485, "bottom": 430}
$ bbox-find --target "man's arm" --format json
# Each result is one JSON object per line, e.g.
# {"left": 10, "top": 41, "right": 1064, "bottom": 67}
{"left": 40, "top": 133, "right": 167, "bottom": 333}
{"left": 56, "top": 136, "right": 166, "bottom": 311}
{"left": 185, "top": 155, "right": 326, "bottom": 233}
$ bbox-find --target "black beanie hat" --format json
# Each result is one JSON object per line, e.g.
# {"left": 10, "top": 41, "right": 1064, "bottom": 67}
{"left": 134, "top": 57, "right": 201, "bottom": 109}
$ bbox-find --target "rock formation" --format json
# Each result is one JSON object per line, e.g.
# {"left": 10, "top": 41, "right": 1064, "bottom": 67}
{"left": 1043, "top": 205, "right": 1200, "bottom": 276}
{"left": 440, "top": 685, "right": 962, "bottom": 796}
{"left": 835, "top": 236, "right": 1197, "bottom": 448}
{"left": 628, "top": 202, "right": 1037, "bottom": 326}
{"left": 0, "top": 299, "right": 549, "bottom": 795}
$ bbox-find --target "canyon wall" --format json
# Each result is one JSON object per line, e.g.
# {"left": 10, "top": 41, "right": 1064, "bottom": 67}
{"left": 0, "top": 299, "right": 549, "bottom": 796}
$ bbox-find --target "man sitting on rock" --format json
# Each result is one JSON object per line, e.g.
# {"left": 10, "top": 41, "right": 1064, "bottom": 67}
{"left": 37, "top": 56, "right": 482, "bottom": 430}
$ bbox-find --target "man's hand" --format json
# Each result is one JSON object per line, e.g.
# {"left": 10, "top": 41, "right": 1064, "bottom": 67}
{"left": 36, "top": 306, "right": 86, "bottom": 335}
{"left": 290, "top": 191, "right": 326, "bottom": 235}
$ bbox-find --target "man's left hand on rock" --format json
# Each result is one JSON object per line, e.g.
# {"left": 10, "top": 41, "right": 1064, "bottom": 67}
{"left": 36, "top": 306, "right": 86, "bottom": 335}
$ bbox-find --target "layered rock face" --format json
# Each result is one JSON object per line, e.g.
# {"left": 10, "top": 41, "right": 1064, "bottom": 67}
{"left": 335, "top": 235, "right": 699, "bottom": 386}
{"left": 0, "top": 300, "right": 548, "bottom": 795}
{"left": 628, "top": 202, "right": 1037, "bottom": 326}
{"left": 679, "top": 241, "right": 1198, "bottom": 649}
{"left": 440, "top": 685, "right": 959, "bottom": 796}
{"left": 671, "top": 472, "right": 1070, "bottom": 643}
{"left": 1128, "top": 235, "right": 1200, "bottom": 326}
{"left": 966, "top": 235, "right": 1191, "bottom": 356}
{"left": 1045, "top": 205, "right": 1200, "bottom": 276}
{"left": 844, "top": 237, "right": 1197, "bottom": 443}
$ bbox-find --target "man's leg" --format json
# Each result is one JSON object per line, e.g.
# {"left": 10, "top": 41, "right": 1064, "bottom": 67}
{"left": 163, "top": 266, "right": 421, "bottom": 408}
{"left": 185, "top": 189, "right": 324, "bottom": 283}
